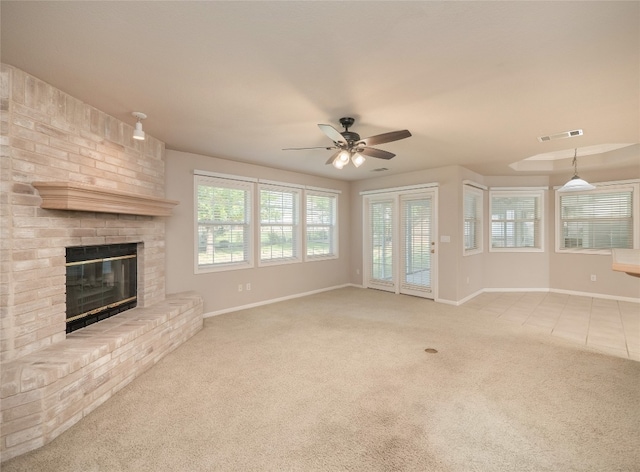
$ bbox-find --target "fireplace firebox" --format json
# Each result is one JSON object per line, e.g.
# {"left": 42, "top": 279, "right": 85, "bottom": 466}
{"left": 65, "top": 243, "right": 138, "bottom": 333}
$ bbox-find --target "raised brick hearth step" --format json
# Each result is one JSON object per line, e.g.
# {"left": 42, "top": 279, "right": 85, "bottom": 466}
{"left": 0, "top": 291, "right": 203, "bottom": 462}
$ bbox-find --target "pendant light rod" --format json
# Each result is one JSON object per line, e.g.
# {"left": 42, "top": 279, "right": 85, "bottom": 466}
{"left": 558, "top": 148, "right": 596, "bottom": 192}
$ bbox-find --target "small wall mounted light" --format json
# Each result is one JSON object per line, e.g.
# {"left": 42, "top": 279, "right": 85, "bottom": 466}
{"left": 132, "top": 112, "right": 147, "bottom": 141}
{"left": 558, "top": 148, "right": 595, "bottom": 192}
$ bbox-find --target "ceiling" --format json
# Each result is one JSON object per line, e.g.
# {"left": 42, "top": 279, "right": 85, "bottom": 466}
{"left": 2, "top": 1, "right": 639, "bottom": 181}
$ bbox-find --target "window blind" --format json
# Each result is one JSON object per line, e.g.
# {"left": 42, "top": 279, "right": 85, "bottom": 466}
{"left": 370, "top": 200, "right": 394, "bottom": 282}
{"left": 306, "top": 192, "right": 337, "bottom": 258}
{"left": 401, "top": 196, "right": 432, "bottom": 289}
{"left": 559, "top": 190, "right": 633, "bottom": 250}
{"left": 195, "top": 175, "right": 253, "bottom": 271}
{"left": 464, "top": 186, "right": 483, "bottom": 254}
{"left": 260, "top": 186, "right": 300, "bottom": 262}
{"left": 490, "top": 192, "right": 543, "bottom": 250}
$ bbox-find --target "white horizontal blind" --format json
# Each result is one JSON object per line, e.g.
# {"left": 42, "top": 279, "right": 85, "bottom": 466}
{"left": 490, "top": 191, "right": 543, "bottom": 250}
{"left": 195, "top": 175, "right": 253, "bottom": 272}
{"left": 401, "top": 196, "right": 432, "bottom": 291}
{"left": 260, "top": 186, "right": 300, "bottom": 263}
{"left": 464, "top": 186, "right": 483, "bottom": 254}
{"left": 370, "top": 199, "right": 394, "bottom": 284}
{"left": 306, "top": 192, "right": 337, "bottom": 258}
{"left": 559, "top": 189, "right": 633, "bottom": 250}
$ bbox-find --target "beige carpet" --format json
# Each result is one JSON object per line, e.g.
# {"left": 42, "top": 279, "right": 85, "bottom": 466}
{"left": 3, "top": 287, "right": 639, "bottom": 471}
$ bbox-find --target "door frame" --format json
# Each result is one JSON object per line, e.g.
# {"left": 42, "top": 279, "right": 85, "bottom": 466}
{"left": 362, "top": 184, "right": 438, "bottom": 300}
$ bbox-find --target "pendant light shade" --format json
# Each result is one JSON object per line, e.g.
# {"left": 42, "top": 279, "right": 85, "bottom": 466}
{"left": 351, "top": 153, "right": 366, "bottom": 168}
{"left": 558, "top": 149, "right": 595, "bottom": 192}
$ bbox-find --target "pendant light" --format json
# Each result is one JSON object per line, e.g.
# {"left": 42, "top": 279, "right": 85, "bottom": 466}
{"left": 558, "top": 148, "right": 595, "bottom": 192}
{"left": 132, "top": 112, "right": 147, "bottom": 141}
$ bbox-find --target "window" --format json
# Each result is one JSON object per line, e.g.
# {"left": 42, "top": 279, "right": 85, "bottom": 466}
{"left": 490, "top": 190, "right": 544, "bottom": 252}
{"left": 557, "top": 183, "right": 637, "bottom": 253}
{"left": 305, "top": 191, "right": 338, "bottom": 260}
{"left": 463, "top": 185, "right": 483, "bottom": 255}
{"left": 259, "top": 185, "right": 301, "bottom": 264}
{"left": 195, "top": 172, "right": 340, "bottom": 270}
{"left": 195, "top": 175, "right": 253, "bottom": 272}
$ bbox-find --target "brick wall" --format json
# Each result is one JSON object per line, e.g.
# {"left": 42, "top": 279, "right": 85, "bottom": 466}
{"left": 0, "top": 63, "right": 168, "bottom": 363}
{"left": 1, "top": 65, "right": 204, "bottom": 461}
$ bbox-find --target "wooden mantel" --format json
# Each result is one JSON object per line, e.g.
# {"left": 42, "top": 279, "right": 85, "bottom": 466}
{"left": 32, "top": 181, "right": 179, "bottom": 217}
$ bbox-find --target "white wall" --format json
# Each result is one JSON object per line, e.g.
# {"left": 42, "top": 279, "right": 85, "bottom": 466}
{"left": 548, "top": 164, "right": 640, "bottom": 300}
{"left": 166, "top": 152, "right": 639, "bottom": 313}
{"left": 482, "top": 175, "right": 551, "bottom": 292}
{"left": 349, "top": 164, "right": 640, "bottom": 305}
{"left": 349, "top": 165, "right": 463, "bottom": 303}
{"left": 164, "top": 150, "right": 351, "bottom": 315}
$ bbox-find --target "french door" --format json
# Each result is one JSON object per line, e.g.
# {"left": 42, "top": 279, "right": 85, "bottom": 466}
{"left": 364, "top": 188, "right": 437, "bottom": 299}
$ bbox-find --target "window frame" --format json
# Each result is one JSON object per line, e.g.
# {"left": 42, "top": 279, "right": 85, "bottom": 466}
{"left": 463, "top": 184, "right": 484, "bottom": 256}
{"left": 194, "top": 174, "right": 254, "bottom": 274}
{"left": 489, "top": 188, "right": 545, "bottom": 253}
{"left": 258, "top": 183, "right": 302, "bottom": 266}
{"left": 555, "top": 181, "right": 639, "bottom": 254}
{"left": 304, "top": 190, "right": 339, "bottom": 261}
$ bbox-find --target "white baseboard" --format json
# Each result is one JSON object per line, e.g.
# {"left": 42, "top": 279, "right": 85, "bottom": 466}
{"left": 548, "top": 288, "right": 639, "bottom": 304}
{"left": 204, "top": 284, "right": 638, "bottom": 318}
{"left": 438, "top": 289, "right": 485, "bottom": 306}
{"left": 202, "top": 283, "right": 356, "bottom": 318}
{"left": 464, "top": 287, "right": 639, "bottom": 304}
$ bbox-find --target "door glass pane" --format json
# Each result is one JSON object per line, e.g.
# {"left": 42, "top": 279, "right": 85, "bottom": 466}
{"left": 402, "top": 197, "right": 431, "bottom": 290}
{"left": 371, "top": 200, "right": 394, "bottom": 282}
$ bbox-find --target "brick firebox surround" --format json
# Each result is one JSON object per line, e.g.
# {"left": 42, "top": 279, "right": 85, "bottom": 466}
{"left": 0, "top": 64, "right": 204, "bottom": 461}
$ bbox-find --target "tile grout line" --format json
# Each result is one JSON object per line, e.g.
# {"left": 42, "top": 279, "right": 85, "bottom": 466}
{"left": 549, "top": 292, "right": 571, "bottom": 338}
{"left": 616, "top": 300, "right": 631, "bottom": 357}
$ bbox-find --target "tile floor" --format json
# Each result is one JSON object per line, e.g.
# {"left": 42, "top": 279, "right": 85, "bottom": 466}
{"left": 462, "top": 291, "right": 639, "bottom": 361}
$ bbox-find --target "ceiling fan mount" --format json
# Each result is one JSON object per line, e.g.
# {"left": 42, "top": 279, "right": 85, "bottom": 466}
{"left": 337, "top": 117, "right": 361, "bottom": 145}
{"left": 283, "top": 117, "right": 411, "bottom": 169}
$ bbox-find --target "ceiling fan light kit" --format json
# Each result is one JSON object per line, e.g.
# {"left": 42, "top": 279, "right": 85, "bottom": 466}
{"left": 352, "top": 153, "right": 366, "bottom": 168}
{"left": 285, "top": 117, "right": 411, "bottom": 170}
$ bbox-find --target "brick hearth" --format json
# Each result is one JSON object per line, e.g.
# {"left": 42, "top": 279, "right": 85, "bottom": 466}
{"left": 0, "top": 64, "right": 203, "bottom": 461}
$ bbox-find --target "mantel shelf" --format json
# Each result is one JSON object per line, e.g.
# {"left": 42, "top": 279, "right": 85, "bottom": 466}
{"left": 32, "top": 181, "right": 179, "bottom": 217}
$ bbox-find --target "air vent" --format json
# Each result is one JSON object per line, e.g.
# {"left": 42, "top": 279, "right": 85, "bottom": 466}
{"left": 537, "top": 129, "right": 583, "bottom": 142}
{"left": 372, "top": 168, "right": 389, "bottom": 172}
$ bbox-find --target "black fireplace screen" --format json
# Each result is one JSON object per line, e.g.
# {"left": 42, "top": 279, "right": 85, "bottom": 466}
{"left": 65, "top": 243, "right": 137, "bottom": 333}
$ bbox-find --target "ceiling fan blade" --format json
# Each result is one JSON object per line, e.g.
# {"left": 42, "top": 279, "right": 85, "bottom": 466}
{"left": 325, "top": 150, "right": 342, "bottom": 165}
{"left": 318, "top": 124, "right": 347, "bottom": 144}
{"left": 359, "top": 130, "right": 411, "bottom": 146}
{"left": 282, "top": 146, "right": 335, "bottom": 151}
{"left": 359, "top": 147, "right": 395, "bottom": 160}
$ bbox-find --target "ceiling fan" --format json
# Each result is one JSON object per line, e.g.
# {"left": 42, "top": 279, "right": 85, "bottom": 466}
{"left": 283, "top": 117, "right": 411, "bottom": 169}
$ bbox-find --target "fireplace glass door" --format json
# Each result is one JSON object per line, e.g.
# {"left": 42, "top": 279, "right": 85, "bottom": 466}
{"left": 66, "top": 243, "right": 137, "bottom": 333}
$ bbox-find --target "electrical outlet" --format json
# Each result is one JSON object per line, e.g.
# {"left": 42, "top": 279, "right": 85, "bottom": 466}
{"left": 590, "top": 274, "right": 597, "bottom": 282}
{"left": 246, "top": 283, "right": 251, "bottom": 291}
{"left": 238, "top": 284, "right": 243, "bottom": 292}
{"left": 356, "top": 269, "right": 360, "bottom": 275}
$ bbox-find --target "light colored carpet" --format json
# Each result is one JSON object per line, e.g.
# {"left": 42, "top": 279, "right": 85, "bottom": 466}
{"left": 3, "top": 287, "right": 639, "bottom": 471}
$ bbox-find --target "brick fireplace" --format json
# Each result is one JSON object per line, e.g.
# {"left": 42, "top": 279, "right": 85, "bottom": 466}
{"left": 0, "top": 64, "right": 203, "bottom": 461}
